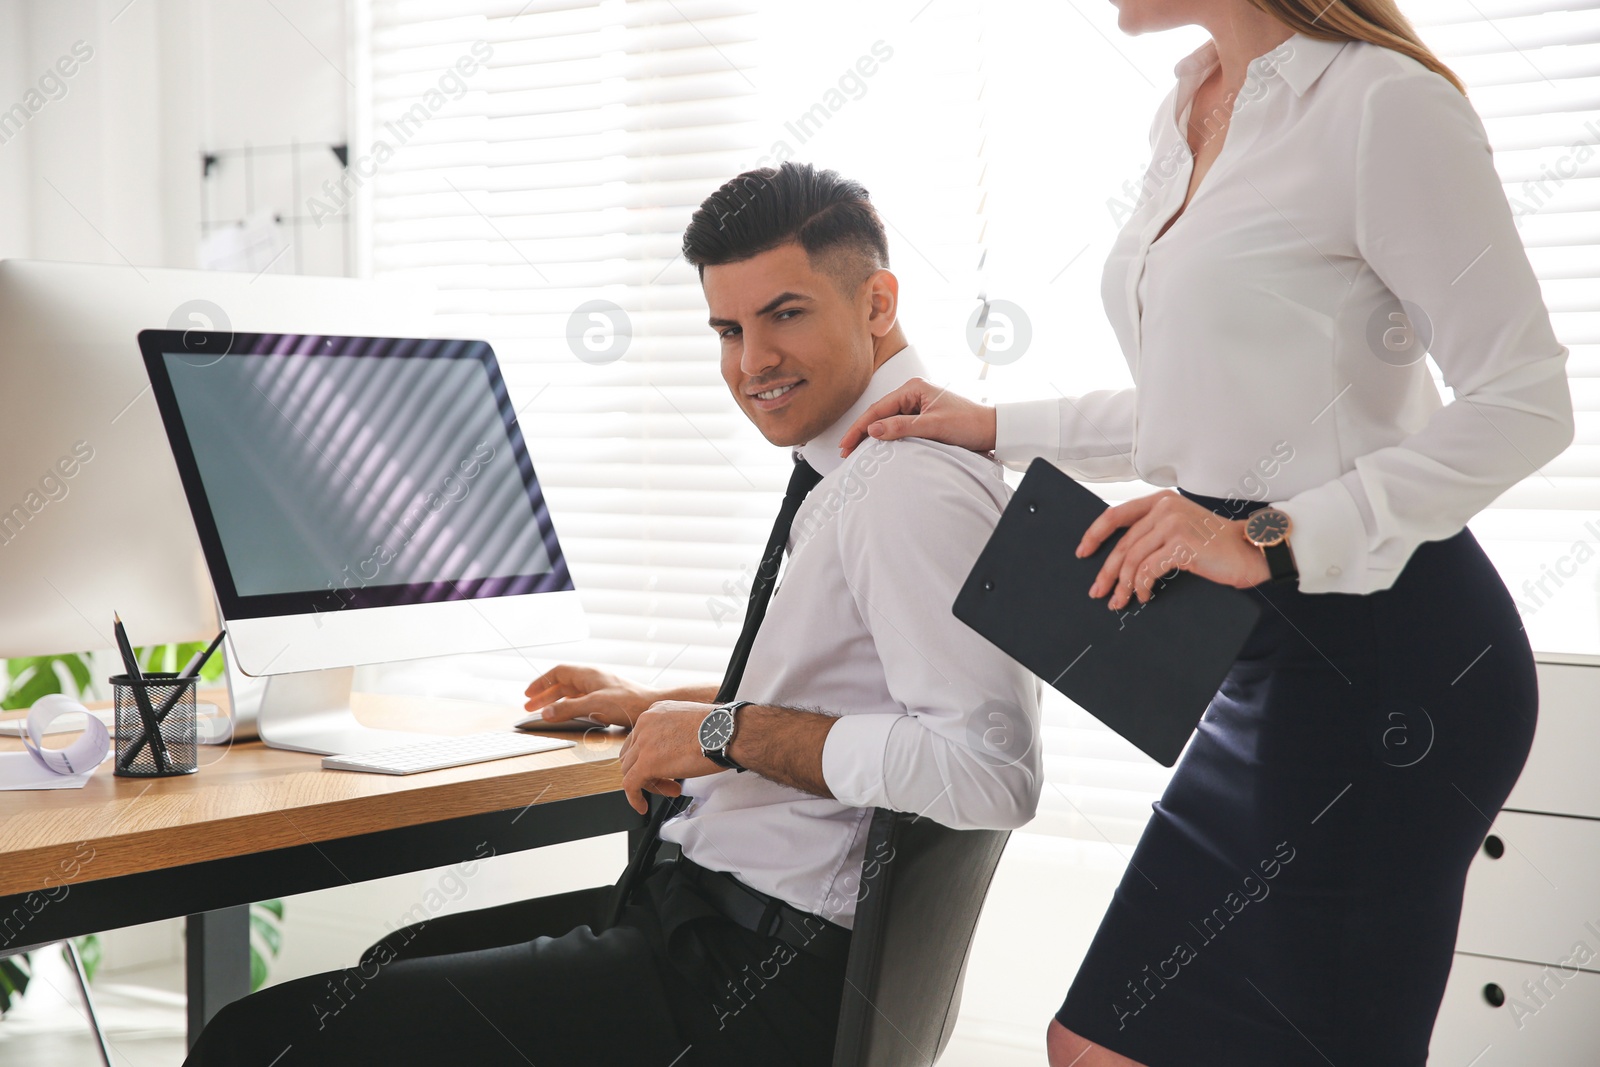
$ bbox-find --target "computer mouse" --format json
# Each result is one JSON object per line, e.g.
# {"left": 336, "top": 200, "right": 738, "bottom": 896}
{"left": 514, "top": 711, "right": 612, "bottom": 733}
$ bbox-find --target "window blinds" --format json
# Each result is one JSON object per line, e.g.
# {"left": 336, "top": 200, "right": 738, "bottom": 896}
{"left": 361, "top": 0, "right": 1597, "bottom": 844}
{"left": 1412, "top": 1, "right": 1600, "bottom": 657}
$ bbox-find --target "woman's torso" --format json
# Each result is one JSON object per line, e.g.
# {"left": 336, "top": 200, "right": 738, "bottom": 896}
{"left": 1103, "top": 34, "right": 1454, "bottom": 503}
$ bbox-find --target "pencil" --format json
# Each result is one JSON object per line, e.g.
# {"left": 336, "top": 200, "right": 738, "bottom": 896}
{"left": 119, "top": 629, "right": 227, "bottom": 769}
{"left": 113, "top": 612, "right": 171, "bottom": 773}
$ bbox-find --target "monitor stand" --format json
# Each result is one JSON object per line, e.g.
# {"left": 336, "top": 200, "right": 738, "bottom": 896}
{"left": 251, "top": 667, "right": 435, "bottom": 756}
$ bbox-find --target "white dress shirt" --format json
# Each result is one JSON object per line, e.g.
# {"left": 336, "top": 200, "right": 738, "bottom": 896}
{"left": 661, "top": 343, "right": 1042, "bottom": 928}
{"left": 993, "top": 33, "right": 1575, "bottom": 594}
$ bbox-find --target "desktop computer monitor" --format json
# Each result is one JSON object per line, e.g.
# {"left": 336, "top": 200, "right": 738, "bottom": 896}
{"left": 138, "top": 329, "right": 586, "bottom": 755}
{"left": 0, "top": 258, "right": 434, "bottom": 661}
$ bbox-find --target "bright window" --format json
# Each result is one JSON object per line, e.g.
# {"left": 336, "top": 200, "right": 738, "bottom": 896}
{"left": 359, "top": 0, "right": 1598, "bottom": 843}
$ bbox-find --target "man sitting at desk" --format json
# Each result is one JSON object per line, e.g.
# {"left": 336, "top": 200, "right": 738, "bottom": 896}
{"left": 185, "top": 160, "right": 1041, "bottom": 1067}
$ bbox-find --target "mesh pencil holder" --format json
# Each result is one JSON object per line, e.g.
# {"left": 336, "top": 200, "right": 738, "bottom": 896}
{"left": 110, "top": 672, "right": 198, "bottom": 777}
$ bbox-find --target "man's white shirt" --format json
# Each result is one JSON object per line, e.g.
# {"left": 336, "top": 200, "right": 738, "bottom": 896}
{"left": 661, "top": 343, "right": 1043, "bottom": 929}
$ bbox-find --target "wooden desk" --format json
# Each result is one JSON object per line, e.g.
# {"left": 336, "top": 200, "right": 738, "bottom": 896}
{"left": 0, "top": 690, "right": 640, "bottom": 1044}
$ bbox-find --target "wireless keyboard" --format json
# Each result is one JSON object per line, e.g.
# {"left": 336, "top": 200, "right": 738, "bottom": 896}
{"left": 321, "top": 732, "right": 575, "bottom": 775}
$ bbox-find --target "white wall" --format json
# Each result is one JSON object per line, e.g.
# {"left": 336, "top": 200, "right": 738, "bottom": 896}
{"left": 0, "top": 0, "right": 347, "bottom": 272}
{"left": 0, "top": 0, "right": 356, "bottom": 980}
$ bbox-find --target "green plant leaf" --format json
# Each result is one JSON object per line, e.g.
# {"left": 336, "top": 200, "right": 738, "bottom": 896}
{"left": 249, "top": 912, "right": 283, "bottom": 956}
{"left": 2, "top": 659, "right": 49, "bottom": 710}
{"left": 247, "top": 899, "right": 285, "bottom": 993}
{"left": 3, "top": 653, "right": 95, "bottom": 710}
{"left": 60, "top": 654, "right": 92, "bottom": 694}
{"left": 6, "top": 658, "right": 67, "bottom": 709}
{"left": 72, "top": 935, "right": 102, "bottom": 984}
{"left": 126, "top": 643, "right": 227, "bottom": 685}
{"left": 170, "top": 643, "right": 201, "bottom": 676}
{"left": 0, "top": 954, "right": 31, "bottom": 1015}
{"left": 200, "top": 647, "right": 227, "bottom": 683}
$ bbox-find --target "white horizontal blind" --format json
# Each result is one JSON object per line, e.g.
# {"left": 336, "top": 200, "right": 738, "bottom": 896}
{"left": 966, "top": 3, "right": 1600, "bottom": 843}
{"left": 952, "top": 14, "right": 1204, "bottom": 845}
{"left": 360, "top": 0, "right": 991, "bottom": 711}
{"left": 361, "top": 1, "right": 1597, "bottom": 845}
{"left": 1408, "top": 0, "right": 1600, "bottom": 656}
{"left": 358, "top": 0, "right": 1223, "bottom": 846}
{"left": 364, "top": 0, "right": 780, "bottom": 704}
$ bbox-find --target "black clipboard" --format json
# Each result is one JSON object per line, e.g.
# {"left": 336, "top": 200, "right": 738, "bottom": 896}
{"left": 953, "top": 458, "right": 1263, "bottom": 766}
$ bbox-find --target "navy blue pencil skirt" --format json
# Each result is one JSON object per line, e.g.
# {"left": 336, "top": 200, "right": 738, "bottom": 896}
{"left": 1055, "top": 488, "right": 1539, "bottom": 1067}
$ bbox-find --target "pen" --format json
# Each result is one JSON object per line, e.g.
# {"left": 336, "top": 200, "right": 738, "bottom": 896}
{"left": 175, "top": 630, "right": 227, "bottom": 684}
{"left": 118, "top": 628, "right": 225, "bottom": 769}
{"left": 113, "top": 612, "right": 172, "bottom": 774}
{"left": 152, "top": 629, "right": 226, "bottom": 724}
{"left": 144, "top": 630, "right": 227, "bottom": 723}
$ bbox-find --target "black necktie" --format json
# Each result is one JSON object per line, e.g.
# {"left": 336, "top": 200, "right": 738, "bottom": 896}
{"left": 606, "top": 453, "right": 824, "bottom": 922}
{"left": 712, "top": 453, "right": 825, "bottom": 705}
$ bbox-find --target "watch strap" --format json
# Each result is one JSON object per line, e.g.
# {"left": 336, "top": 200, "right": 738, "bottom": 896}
{"left": 1263, "top": 539, "right": 1298, "bottom": 584}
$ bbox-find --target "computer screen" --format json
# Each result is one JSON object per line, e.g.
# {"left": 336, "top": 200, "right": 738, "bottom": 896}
{"left": 139, "top": 332, "right": 572, "bottom": 622}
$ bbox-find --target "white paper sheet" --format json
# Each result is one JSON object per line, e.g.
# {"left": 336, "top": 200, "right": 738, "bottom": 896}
{"left": 0, "top": 694, "right": 112, "bottom": 789}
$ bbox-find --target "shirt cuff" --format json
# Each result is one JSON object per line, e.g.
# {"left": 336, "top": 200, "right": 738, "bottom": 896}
{"left": 1271, "top": 475, "right": 1371, "bottom": 594}
{"left": 820, "top": 712, "right": 900, "bottom": 809}
{"left": 994, "top": 399, "right": 1060, "bottom": 472}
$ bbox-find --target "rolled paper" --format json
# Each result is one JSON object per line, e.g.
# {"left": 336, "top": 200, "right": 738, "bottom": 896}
{"left": 19, "top": 693, "right": 111, "bottom": 776}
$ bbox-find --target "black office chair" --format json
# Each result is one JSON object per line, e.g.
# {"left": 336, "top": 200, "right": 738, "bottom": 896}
{"left": 831, "top": 808, "right": 1012, "bottom": 1067}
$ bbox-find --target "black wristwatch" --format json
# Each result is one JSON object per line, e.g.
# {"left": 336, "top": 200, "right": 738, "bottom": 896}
{"left": 1244, "top": 507, "right": 1298, "bottom": 584}
{"left": 699, "top": 699, "right": 753, "bottom": 772}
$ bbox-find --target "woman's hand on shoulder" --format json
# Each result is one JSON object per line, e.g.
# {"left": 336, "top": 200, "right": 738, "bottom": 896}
{"left": 836, "top": 376, "right": 998, "bottom": 458}
{"left": 1079, "top": 490, "right": 1273, "bottom": 608}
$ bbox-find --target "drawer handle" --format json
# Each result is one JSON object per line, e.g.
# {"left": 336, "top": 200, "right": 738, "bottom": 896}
{"left": 1483, "top": 983, "right": 1506, "bottom": 1008}
{"left": 1482, "top": 835, "right": 1505, "bottom": 859}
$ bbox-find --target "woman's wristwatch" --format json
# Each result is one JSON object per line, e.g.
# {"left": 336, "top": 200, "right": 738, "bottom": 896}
{"left": 698, "top": 699, "right": 753, "bottom": 771}
{"left": 1244, "top": 507, "right": 1299, "bottom": 584}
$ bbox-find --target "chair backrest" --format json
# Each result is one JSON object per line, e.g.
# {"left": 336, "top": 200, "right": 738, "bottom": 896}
{"left": 831, "top": 808, "right": 1011, "bottom": 1067}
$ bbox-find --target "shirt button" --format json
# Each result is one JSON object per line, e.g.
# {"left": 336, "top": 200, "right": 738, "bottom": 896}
{"left": 1327, "top": 565, "right": 1342, "bottom": 577}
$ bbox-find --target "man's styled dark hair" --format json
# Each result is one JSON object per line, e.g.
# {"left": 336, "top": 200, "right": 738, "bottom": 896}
{"left": 682, "top": 161, "right": 890, "bottom": 292}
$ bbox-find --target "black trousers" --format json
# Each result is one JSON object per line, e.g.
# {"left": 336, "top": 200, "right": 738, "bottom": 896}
{"left": 183, "top": 859, "right": 849, "bottom": 1067}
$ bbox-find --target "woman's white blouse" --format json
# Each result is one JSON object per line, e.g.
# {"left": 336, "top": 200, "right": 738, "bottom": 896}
{"left": 993, "top": 33, "right": 1575, "bottom": 595}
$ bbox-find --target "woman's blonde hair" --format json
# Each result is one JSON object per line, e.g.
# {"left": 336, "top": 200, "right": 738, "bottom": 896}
{"left": 1247, "top": 0, "right": 1467, "bottom": 94}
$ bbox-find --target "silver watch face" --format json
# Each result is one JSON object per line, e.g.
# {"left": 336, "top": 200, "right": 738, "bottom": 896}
{"left": 699, "top": 708, "right": 735, "bottom": 750}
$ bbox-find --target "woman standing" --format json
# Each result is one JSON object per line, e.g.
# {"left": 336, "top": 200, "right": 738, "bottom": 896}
{"left": 838, "top": 1, "right": 1574, "bottom": 1064}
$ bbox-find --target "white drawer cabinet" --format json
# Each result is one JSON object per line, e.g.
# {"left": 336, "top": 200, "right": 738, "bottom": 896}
{"left": 1503, "top": 658, "right": 1600, "bottom": 820}
{"left": 1430, "top": 654, "right": 1600, "bottom": 1065}
{"left": 1432, "top": 955, "right": 1600, "bottom": 1066}
{"left": 1454, "top": 811, "right": 1600, "bottom": 966}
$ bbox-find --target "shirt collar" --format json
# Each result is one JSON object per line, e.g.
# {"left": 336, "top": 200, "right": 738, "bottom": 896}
{"left": 796, "top": 342, "right": 927, "bottom": 477}
{"left": 1172, "top": 31, "right": 1347, "bottom": 99}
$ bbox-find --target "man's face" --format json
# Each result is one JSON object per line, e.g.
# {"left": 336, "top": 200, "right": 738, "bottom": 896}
{"left": 703, "top": 241, "right": 888, "bottom": 447}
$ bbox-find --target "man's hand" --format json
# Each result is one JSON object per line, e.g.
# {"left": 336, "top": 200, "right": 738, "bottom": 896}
{"left": 619, "top": 701, "right": 838, "bottom": 813}
{"left": 618, "top": 700, "right": 724, "bottom": 814}
{"left": 524, "top": 665, "right": 665, "bottom": 729}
